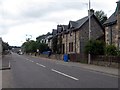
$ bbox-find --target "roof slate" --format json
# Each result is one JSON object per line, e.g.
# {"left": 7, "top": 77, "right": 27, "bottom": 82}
{"left": 104, "top": 13, "right": 117, "bottom": 26}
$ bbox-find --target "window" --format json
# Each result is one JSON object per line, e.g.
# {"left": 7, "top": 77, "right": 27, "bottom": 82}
{"left": 70, "top": 32, "right": 72, "bottom": 36}
{"left": 69, "top": 42, "right": 73, "bottom": 52}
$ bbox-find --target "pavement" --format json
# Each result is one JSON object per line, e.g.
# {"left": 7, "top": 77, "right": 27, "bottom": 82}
{"left": 1, "top": 55, "right": 11, "bottom": 70}
{"left": 33, "top": 55, "right": 119, "bottom": 77}
{"left": 0, "top": 54, "right": 11, "bottom": 89}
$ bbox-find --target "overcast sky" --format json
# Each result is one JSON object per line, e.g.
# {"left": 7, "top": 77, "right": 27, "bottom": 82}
{"left": 0, "top": 0, "right": 117, "bottom": 46}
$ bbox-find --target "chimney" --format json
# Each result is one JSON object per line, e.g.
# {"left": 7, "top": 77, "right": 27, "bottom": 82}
{"left": 88, "top": 9, "right": 94, "bottom": 16}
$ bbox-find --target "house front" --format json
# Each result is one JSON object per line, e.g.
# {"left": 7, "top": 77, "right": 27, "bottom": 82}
{"left": 104, "top": 1, "right": 120, "bottom": 49}
{"left": 61, "top": 9, "right": 104, "bottom": 54}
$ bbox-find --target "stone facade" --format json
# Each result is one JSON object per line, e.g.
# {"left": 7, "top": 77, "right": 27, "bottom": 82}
{"left": 61, "top": 15, "right": 104, "bottom": 54}
{"left": 117, "top": 1, "right": 120, "bottom": 49}
{"left": 104, "top": 1, "right": 120, "bottom": 49}
{"left": 105, "top": 24, "right": 118, "bottom": 47}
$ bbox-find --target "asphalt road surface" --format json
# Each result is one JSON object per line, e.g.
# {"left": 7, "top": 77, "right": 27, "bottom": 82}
{"left": 2, "top": 53, "right": 118, "bottom": 88}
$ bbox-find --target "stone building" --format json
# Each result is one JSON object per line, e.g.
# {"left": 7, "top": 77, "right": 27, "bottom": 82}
{"left": 104, "top": 1, "right": 120, "bottom": 49}
{"left": 0, "top": 38, "right": 2, "bottom": 55}
{"left": 52, "top": 9, "right": 104, "bottom": 54}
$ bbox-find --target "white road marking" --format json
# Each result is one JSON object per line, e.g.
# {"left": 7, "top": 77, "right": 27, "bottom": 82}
{"left": 26, "top": 58, "right": 29, "bottom": 60}
{"left": 51, "top": 69, "right": 79, "bottom": 81}
{"left": 8, "top": 61, "right": 11, "bottom": 68}
{"left": 36, "top": 63, "right": 46, "bottom": 68}
{"left": 29, "top": 60, "right": 34, "bottom": 62}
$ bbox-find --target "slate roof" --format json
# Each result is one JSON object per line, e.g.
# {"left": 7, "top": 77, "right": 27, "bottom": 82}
{"left": 103, "top": 13, "right": 117, "bottom": 26}
{"left": 74, "top": 16, "right": 88, "bottom": 29}
{"left": 62, "top": 25, "right": 68, "bottom": 31}
{"left": 104, "top": 0, "right": 120, "bottom": 26}
{"left": 52, "top": 13, "right": 104, "bottom": 36}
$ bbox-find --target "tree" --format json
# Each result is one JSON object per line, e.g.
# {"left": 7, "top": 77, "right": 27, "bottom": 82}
{"left": 36, "top": 41, "right": 48, "bottom": 53}
{"left": 85, "top": 40, "right": 105, "bottom": 55}
{"left": 95, "top": 10, "right": 107, "bottom": 24}
{"left": 22, "top": 40, "right": 37, "bottom": 53}
{"left": 22, "top": 40, "right": 48, "bottom": 53}
{"left": 2, "top": 42, "right": 10, "bottom": 51}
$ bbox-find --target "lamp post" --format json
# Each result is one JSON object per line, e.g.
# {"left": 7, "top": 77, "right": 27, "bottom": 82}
{"left": 26, "top": 34, "right": 32, "bottom": 41}
{"left": 88, "top": 0, "right": 91, "bottom": 64}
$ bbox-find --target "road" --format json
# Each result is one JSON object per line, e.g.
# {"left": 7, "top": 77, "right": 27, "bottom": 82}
{"left": 2, "top": 53, "right": 118, "bottom": 88}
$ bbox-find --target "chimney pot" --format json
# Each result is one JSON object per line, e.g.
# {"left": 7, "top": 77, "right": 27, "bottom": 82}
{"left": 88, "top": 9, "right": 94, "bottom": 16}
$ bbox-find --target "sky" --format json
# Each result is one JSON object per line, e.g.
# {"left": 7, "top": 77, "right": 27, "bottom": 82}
{"left": 0, "top": 0, "right": 117, "bottom": 46}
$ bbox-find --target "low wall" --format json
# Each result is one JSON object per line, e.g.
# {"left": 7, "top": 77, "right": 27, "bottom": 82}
{"left": 69, "top": 53, "right": 119, "bottom": 68}
{"left": 39, "top": 54, "right": 64, "bottom": 61}
{"left": 33, "top": 53, "right": 119, "bottom": 68}
{"left": 91, "top": 55, "right": 120, "bottom": 68}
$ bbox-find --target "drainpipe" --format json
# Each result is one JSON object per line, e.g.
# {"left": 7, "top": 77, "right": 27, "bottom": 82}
{"left": 110, "top": 26, "right": 112, "bottom": 45}
{"left": 75, "top": 31, "right": 76, "bottom": 53}
{"left": 66, "top": 34, "right": 67, "bottom": 54}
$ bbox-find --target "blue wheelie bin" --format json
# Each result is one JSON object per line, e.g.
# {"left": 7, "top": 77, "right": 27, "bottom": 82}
{"left": 63, "top": 54, "right": 68, "bottom": 62}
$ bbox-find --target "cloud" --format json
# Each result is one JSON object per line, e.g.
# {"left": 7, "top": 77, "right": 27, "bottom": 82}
{"left": 21, "top": 1, "right": 88, "bottom": 19}
{"left": 0, "top": 0, "right": 117, "bottom": 46}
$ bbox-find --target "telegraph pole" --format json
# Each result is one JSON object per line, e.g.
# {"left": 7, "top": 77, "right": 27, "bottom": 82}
{"left": 88, "top": 0, "right": 91, "bottom": 64}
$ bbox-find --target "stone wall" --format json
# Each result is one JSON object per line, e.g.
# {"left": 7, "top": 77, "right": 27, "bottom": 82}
{"left": 117, "top": 2, "right": 120, "bottom": 49}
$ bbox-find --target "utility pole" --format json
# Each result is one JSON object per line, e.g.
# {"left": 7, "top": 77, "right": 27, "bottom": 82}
{"left": 88, "top": 0, "right": 91, "bottom": 64}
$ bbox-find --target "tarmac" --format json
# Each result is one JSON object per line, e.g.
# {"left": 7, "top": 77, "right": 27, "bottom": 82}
{"left": 0, "top": 54, "right": 119, "bottom": 89}
{"left": 1, "top": 54, "right": 119, "bottom": 76}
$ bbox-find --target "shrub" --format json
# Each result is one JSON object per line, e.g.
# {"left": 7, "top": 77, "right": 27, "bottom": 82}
{"left": 105, "top": 45, "right": 117, "bottom": 56}
{"left": 85, "top": 40, "right": 105, "bottom": 55}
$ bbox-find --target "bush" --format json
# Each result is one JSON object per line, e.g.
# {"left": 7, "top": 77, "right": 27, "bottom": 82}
{"left": 105, "top": 45, "right": 117, "bottom": 56}
{"left": 85, "top": 40, "right": 105, "bottom": 55}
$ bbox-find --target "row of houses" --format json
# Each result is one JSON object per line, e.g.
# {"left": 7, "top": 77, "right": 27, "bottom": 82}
{"left": 38, "top": 1, "right": 120, "bottom": 55}
{"left": 48, "top": 9, "right": 104, "bottom": 54}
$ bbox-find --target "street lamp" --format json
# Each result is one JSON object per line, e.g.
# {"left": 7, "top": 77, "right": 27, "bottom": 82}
{"left": 88, "top": 0, "right": 91, "bottom": 64}
{"left": 26, "top": 34, "right": 32, "bottom": 41}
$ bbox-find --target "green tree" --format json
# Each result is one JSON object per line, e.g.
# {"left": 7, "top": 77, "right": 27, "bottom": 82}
{"left": 95, "top": 10, "right": 107, "bottom": 24}
{"left": 36, "top": 41, "right": 48, "bottom": 53}
{"left": 85, "top": 40, "right": 105, "bottom": 55}
{"left": 22, "top": 40, "right": 37, "bottom": 53}
{"left": 2, "top": 42, "right": 10, "bottom": 51}
{"left": 22, "top": 40, "right": 48, "bottom": 53}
